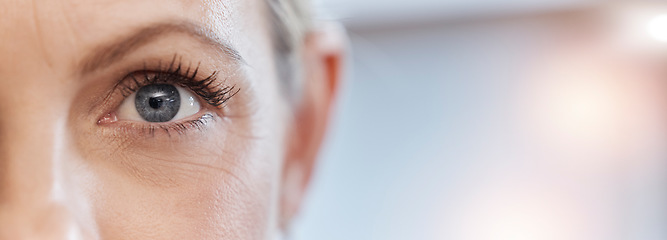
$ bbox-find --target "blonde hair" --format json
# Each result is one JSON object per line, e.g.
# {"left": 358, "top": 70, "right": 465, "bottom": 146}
{"left": 267, "top": 0, "right": 312, "bottom": 102}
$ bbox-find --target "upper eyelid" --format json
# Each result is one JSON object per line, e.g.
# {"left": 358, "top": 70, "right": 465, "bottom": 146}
{"left": 115, "top": 58, "right": 240, "bottom": 109}
{"left": 116, "top": 57, "right": 208, "bottom": 97}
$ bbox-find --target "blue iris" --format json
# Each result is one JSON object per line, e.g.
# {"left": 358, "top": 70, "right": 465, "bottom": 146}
{"left": 135, "top": 84, "right": 181, "bottom": 122}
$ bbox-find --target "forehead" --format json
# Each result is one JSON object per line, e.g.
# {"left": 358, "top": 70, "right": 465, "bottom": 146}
{"left": 0, "top": 0, "right": 263, "bottom": 72}
{"left": 0, "top": 0, "right": 245, "bottom": 34}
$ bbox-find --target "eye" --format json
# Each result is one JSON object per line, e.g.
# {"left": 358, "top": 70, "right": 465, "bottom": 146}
{"left": 117, "top": 83, "right": 202, "bottom": 123}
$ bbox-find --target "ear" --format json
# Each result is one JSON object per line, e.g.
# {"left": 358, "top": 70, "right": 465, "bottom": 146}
{"left": 280, "top": 22, "right": 346, "bottom": 228}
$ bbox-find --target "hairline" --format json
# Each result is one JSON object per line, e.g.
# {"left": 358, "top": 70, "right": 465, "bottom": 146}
{"left": 265, "top": 0, "right": 312, "bottom": 105}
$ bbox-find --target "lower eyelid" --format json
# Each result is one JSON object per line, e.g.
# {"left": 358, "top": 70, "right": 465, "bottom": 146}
{"left": 97, "top": 112, "right": 217, "bottom": 139}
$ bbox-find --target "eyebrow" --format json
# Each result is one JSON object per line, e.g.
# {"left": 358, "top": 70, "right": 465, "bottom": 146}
{"left": 80, "top": 20, "right": 244, "bottom": 75}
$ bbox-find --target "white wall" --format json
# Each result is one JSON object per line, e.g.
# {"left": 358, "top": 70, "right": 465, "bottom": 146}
{"left": 293, "top": 1, "right": 667, "bottom": 240}
{"left": 313, "top": 0, "right": 602, "bottom": 28}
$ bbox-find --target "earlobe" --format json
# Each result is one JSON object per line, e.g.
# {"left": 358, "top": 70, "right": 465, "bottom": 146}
{"left": 279, "top": 22, "right": 347, "bottom": 230}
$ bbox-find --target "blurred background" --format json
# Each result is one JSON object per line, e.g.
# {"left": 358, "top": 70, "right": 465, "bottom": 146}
{"left": 293, "top": 0, "right": 667, "bottom": 239}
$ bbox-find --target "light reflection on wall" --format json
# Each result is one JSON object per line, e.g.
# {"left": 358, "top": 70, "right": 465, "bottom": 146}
{"left": 448, "top": 183, "right": 593, "bottom": 240}
{"left": 441, "top": 3, "right": 667, "bottom": 239}
{"left": 522, "top": 3, "right": 667, "bottom": 174}
{"left": 647, "top": 15, "right": 667, "bottom": 42}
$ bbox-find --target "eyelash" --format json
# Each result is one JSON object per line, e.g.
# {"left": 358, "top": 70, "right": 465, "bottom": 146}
{"left": 107, "top": 55, "right": 239, "bottom": 136}
{"left": 117, "top": 55, "right": 239, "bottom": 108}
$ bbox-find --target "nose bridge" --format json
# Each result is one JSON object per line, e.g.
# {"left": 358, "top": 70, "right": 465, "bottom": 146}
{"left": 0, "top": 93, "right": 82, "bottom": 239}
{"left": 0, "top": 2, "right": 92, "bottom": 237}
{"left": 0, "top": 99, "right": 65, "bottom": 202}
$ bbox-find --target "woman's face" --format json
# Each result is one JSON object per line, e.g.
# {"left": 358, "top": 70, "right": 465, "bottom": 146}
{"left": 0, "top": 0, "right": 340, "bottom": 239}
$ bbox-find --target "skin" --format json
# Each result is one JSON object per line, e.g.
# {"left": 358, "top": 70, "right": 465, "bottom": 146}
{"left": 0, "top": 0, "right": 344, "bottom": 239}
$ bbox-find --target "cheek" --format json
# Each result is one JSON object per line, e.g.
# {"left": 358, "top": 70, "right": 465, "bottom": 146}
{"left": 75, "top": 119, "right": 284, "bottom": 239}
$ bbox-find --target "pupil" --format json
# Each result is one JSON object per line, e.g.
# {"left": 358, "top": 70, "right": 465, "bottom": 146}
{"left": 149, "top": 97, "right": 163, "bottom": 109}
